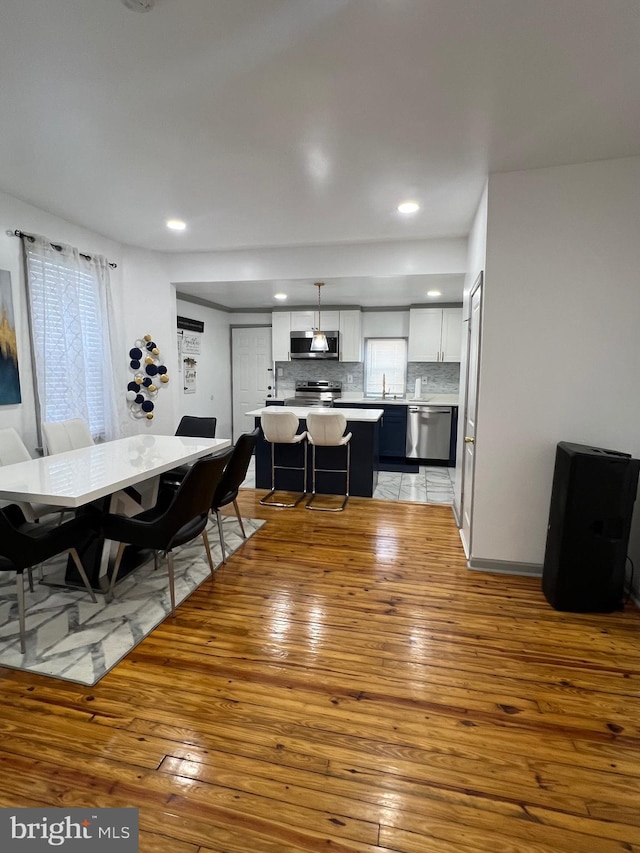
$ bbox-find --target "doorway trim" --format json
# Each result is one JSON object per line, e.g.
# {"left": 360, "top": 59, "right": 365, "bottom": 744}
{"left": 459, "top": 271, "right": 483, "bottom": 558}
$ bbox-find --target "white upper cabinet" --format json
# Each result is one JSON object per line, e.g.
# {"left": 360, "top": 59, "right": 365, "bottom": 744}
{"left": 440, "top": 308, "right": 463, "bottom": 362}
{"left": 408, "top": 308, "right": 463, "bottom": 362}
{"left": 290, "top": 310, "right": 340, "bottom": 331}
{"left": 271, "top": 312, "right": 291, "bottom": 361}
{"left": 339, "top": 310, "right": 362, "bottom": 362}
{"left": 290, "top": 310, "right": 315, "bottom": 331}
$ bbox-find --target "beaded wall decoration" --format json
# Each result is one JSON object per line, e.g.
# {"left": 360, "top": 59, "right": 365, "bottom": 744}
{"left": 126, "top": 333, "right": 169, "bottom": 420}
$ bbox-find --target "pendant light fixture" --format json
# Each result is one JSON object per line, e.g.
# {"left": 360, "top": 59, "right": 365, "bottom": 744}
{"left": 310, "top": 282, "right": 329, "bottom": 352}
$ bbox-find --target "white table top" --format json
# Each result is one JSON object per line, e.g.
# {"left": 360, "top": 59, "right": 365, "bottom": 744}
{"left": 0, "top": 435, "right": 231, "bottom": 508}
{"left": 247, "top": 406, "right": 384, "bottom": 422}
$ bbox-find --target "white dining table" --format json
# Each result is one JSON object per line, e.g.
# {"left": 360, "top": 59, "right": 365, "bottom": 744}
{"left": 0, "top": 434, "right": 232, "bottom": 591}
{"left": 0, "top": 434, "right": 230, "bottom": 508}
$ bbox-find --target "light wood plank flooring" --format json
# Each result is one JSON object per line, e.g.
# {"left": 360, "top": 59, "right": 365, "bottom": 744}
{"left": 1, "top": 491, "right": 639, "bottom": 852}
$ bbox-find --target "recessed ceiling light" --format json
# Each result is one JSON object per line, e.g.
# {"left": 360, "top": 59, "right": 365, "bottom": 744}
{"left": 274, "top": 293, "right": 287, "bottom": 300}
{"left": 427, "top": 290, "right": 442, "bottom": 297}
{"left": 397, "top": 201, "right": 420, "bottom": 214}
{"left": 166, "top": 219, "right": 186, "bottom": 231}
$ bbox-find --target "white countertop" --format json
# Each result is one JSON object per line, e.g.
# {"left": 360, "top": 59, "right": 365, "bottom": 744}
{"left": 247, "top": 406, "right": 384, "bottom": 422}
{"left": 336, "top": 394, "right": 459, "bottom": 406}
{"left": 0, "top": 435, "right": 230, "bottom": 508}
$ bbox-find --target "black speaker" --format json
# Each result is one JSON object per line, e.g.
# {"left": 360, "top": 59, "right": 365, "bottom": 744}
{"left": 542, "top": 441, "right": 639, "bottom": 612}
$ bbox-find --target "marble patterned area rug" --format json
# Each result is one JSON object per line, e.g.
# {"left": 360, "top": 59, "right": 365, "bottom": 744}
{"left": 0, "top": 516, "right": 264, "bottom": 686}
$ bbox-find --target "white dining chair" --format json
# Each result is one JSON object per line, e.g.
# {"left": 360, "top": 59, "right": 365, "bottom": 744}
{"left": 42, "top": 418, "right": 94, "bottom": 455}
{"left": 0, "top": 427, "right": 66, "bottom": 523}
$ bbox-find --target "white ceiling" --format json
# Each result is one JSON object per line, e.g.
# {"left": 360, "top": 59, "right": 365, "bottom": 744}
{"left": 1, "top": 0, "right": 639, "bottom": 308}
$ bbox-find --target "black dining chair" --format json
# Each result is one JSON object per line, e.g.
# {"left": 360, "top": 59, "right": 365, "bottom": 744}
{"left": 175, "top": 416, "right": 217, "bottom": 438}
{"left": 210, "top": 429, "right": 259, "bottom": 563}
{"left": 161, "top": 415, "right": 218, "bottom": 489}
{"left": 102, "top": 448, "right": 233, "bottom": 615}
{"left": 0, "top": 505, "right": 97, "bottom": 653}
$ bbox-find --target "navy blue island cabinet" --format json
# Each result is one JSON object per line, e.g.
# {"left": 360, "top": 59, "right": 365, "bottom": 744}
{"left": 250, "top": 407, "right": 382, "bottom": 498}
{"left": 335, "top": 402, "right": 407, "bottom": 458}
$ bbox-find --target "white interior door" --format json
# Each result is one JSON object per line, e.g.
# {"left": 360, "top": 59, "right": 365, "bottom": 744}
{"left": 461, "top": 274, "right": 483, "bottom": 554}
{"left": 232, "top": 326, "right": 272, "bottom": 441}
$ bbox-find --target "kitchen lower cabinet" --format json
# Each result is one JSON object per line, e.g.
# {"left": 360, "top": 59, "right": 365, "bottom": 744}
{"left": 335, "top": 402, "right": 406, "bottom": 459}
{"left": 378, "top": 406, "right": 407, "bottom": 457}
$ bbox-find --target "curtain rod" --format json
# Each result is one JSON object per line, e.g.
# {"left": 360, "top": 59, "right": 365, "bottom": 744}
{"left": 8, "top": 229, "right": 118, "bottom": 269}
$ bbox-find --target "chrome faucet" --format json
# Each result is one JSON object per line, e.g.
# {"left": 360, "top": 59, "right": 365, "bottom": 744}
{"left": 381, "top": 373, "right": 387, "bottom": 399}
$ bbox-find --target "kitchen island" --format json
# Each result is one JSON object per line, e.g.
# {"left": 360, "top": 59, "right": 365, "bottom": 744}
{"left": 246, "top": 406, "right": 384, "bottom": 498}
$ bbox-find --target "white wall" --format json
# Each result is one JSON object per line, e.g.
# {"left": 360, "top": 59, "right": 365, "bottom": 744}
{"left": 0, "top": 188, "right": 179, "bottom": 451}
{"left": 472, "top": 157, "right": 640, "bottom": 579}
{"left": 176, "top": 298, "right": 232, "bottom": 437}
{"left": 454, "top": 183, "right": 487, "bottom": 520}
{"left": 120, "top": 246, "right": 177, "bottom": 435}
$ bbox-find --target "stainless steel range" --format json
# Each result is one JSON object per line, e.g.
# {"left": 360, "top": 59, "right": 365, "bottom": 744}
{"left": 284, "top": 380, "right": 342, "bottom": 408}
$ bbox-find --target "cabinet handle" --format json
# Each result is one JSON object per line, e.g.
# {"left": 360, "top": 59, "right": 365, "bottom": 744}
{"left": 464, "top": 436, "right": 475, "bottom": 444}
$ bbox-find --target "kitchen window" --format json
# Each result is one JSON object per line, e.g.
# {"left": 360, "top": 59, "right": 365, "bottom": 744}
{"left": 364, "top": 338, "right": 407, "bottom": 397}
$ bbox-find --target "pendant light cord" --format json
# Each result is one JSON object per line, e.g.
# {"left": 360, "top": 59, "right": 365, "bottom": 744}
{"left": 315, "top": 281, "right": 323, "bottom": 331}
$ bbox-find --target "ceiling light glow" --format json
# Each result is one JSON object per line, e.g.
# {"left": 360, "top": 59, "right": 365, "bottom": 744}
{"left": 427, "top": 290, "right": 442, "bottom": 297}
{"left": 397, "top": 201, "right": 420, "bottom": 214}
{"left": 274, "top": 293, "right": 287, "bottom": 300}
{"left": 166, "top": 219, "right": 187, "bottom": 231}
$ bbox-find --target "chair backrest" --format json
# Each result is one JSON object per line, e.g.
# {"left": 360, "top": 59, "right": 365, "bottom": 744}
{"left": 261, "top": 410, "right": 300, "bottom": 443}
{"left": 0, "top": 428, "right": 32, "bottom": 467}
{"left": 163, "top": 447, "right": 233, "bottom": 544}
{"left": 306, "top": 411, "right": 348, "bottom": 446}
{"left": 175, "top": 416, "right": 217, "bottom": 439}
{"left": 211, "top": 428, "right": 259, "bottom": 509}
{"left": 42, "top": 419, "right": 94, "bottom": 455}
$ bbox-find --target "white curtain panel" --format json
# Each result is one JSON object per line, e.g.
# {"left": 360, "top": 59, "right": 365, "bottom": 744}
{"left": 22, "top": 233, "right": 125, "bottom": 441}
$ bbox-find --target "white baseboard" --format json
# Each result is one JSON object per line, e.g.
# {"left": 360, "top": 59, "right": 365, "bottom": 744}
{"left": 468, "top": 557, "right": 543, "bottom": 578}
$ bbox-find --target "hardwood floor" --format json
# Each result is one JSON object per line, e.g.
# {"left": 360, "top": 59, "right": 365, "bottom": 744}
{"left": 1, "top": 491, "right": 639, "bottom": 852}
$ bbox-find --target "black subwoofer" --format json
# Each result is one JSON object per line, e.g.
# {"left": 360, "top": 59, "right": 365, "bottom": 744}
{"left": 542, "top": 441, "right": 639, "bottom": 612}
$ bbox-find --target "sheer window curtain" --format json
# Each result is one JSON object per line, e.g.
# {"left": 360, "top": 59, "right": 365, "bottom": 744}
{"left": 22, "top": 233, "right": 124, "bottom": 442}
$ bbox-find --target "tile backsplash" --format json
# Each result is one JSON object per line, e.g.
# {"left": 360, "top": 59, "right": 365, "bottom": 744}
{"left": 275, "top": 361, "right": 459, "bottom": 397}
{"left": 407, "top": 362, "right": 460, "bottom": 394}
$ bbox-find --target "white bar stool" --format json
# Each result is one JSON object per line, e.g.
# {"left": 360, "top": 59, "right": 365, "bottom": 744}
{"left": 259, "top": 410, "right": 308, "bottom": 507}
{"left": 305, "top": 411, "right": 352, "bottom": 512}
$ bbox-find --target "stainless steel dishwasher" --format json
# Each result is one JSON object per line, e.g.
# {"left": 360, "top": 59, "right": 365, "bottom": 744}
{"left": 406, "top": 406, "right": 452, "bottom": 459}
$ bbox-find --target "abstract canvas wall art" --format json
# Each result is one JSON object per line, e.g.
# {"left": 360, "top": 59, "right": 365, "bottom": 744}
{"left": 0, "top": 269, "right": 21, "bottom": 404}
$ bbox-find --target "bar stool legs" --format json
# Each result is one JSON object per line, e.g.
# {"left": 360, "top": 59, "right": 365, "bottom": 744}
{"left": 259, "top": 410, "right": 308, "bottom": 508}
{"left": 306, "top": 440, "right": 350, "bottom": 512}
{"left": 259, "top": 437, "right": 308, "bottom": 507}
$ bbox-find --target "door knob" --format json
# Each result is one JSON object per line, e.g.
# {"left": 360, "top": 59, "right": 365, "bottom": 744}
{"left": 464, "top": 436, "right": 475, "bottom": 444}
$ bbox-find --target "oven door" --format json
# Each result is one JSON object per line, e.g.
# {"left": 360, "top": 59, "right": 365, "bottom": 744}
{"left": 290, "top": 330, "right": 339, "bottom": 359}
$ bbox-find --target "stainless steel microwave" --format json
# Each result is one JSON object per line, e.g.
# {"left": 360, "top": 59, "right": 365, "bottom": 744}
{"left": 290, "top": 330, "right": 340, "bottom": 359}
